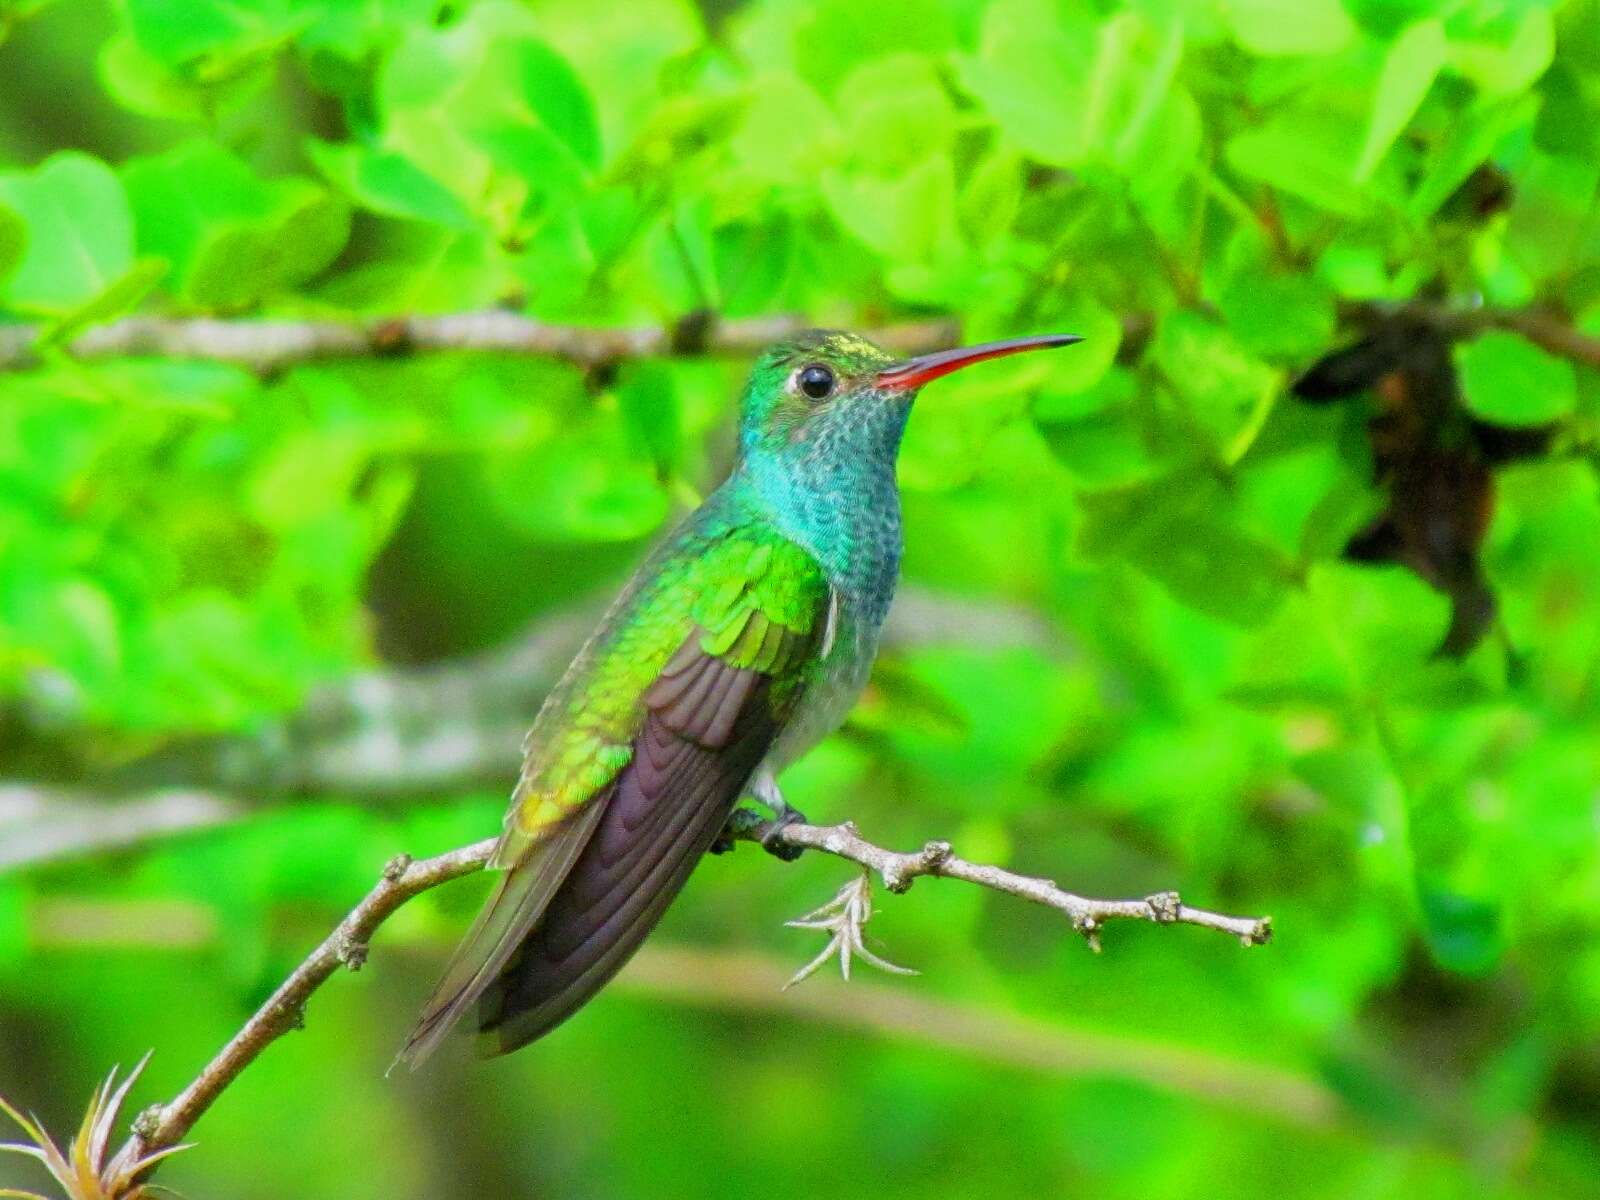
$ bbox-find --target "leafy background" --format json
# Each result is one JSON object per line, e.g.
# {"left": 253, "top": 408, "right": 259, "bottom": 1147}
{"left": 2, "top": 0, "right": 1599, "bottom": 1196}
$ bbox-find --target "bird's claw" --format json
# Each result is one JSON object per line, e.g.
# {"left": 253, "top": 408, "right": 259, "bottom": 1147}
{"left": 711, "top": 806, "right": 767, "bottom": 855}
{"left": 760, "top": 803, "right": 808, "bottom": 862}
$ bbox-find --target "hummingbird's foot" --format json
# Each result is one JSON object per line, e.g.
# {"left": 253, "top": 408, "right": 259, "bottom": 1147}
{"left": 748, "top": 771, "right": 807, "bottom": 861}
{"left": 709, "top": 806, "right": 809, "bottom": 861}
{"left": 759, "top": 804, "right": 807, "bottom": 863}
{"left": 710, "top": 807, "right": 765, "bottom": 855}
{"left": 749, "top": 771, "right": 809, "bottom": 823}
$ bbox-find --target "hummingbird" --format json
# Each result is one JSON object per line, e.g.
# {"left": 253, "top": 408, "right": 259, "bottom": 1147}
{"left": 400, "top": 328, "right": 1080, "bottom": 1064}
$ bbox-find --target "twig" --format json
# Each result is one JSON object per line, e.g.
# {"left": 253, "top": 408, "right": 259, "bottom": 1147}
{"left": 0, "top": 313, "right": 960, "bottom": 374}
{"left": 118, "top": 814, "right": 1267, "bottom": 1177}
{"left": 123, "top": 837, "right": 497, "bottom": 1163}
{"left": 1343, "top": 300, "right": 1600, "bottom": 369}
{"left": 730, "top": 814, "right": 1272, "bottom": 952}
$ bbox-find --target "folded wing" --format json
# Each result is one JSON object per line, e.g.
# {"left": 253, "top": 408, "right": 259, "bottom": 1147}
{"left": 399, "top": 524, "right": 828, "bottom": 1065}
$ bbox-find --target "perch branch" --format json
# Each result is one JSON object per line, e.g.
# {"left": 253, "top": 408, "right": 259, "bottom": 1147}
{"left": 124, "top": 837, "right": 498, "bottom": 1163}
{"left": 119, "top": 813, "right": 1268, "bottom": 1175}
{"left": 730, "top": 813, "right": 1271, "bottom": 952}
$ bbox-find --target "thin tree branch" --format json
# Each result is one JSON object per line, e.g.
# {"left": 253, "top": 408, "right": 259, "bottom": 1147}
{"left": 119, "top": 814, "right": 1269, "bottom": 1176}
{"left": 4, "top": 300, "right": 1598, "bottom": 376}
{"left": 622, "top": 946, "right": 1333, "bottom": 1128}
{"left": 0, "top": 313, "right": 960, "bottom": 374}
{"left": 0, "top": 786, "right": 241, "bottom": 871}
{"left": 728, "top": 813, "right": 1272, "bottom": 951}
{"left": 0, "top": 588, "right": 1072, "bottom": 872}
{"left": 1343, "top": 300, "right": 1600, "bottom": 369}
{"left": 125, "top": 837, "right": 498, "bottom": 1160}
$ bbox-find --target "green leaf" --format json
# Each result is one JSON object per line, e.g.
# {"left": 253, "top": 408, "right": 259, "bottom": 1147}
{"left": 124, "top": 141, "right": 350, "bottom": 310}
{"left": 958, "top": 150, "right": 1023, "bottom": 248}
{"left": 1535, "top": 66, "right": 1600, "bottom": 160}
{"left": 1227, "top": 110, "right": 1369, "bottom": 216}
{"left": 728, "top": 72, "right": 838, "bottom": 184}
{"left": 1035, "top": 293, "right": 1122, "bottom": 395}
{"left": 0, "top": 203, "right": 21, "bottom": 284}
{"left": 307, "top": 140, "right": 474, "bottom": 230}
{"left": 955, "top": 0, "right": 1096, "bottom": 166}
{"left": 1151, "top": 311, "right": 1281, "bottom": 459}
{"left": 788, "top": 0, "right": 957, "bottom": 95}
{"left": 320, "top": 224, "right": 510, "bottom": 312}
{"left": 1035, "top": 363, "right": 1138, "bottom": 426}
{"left": 45, "top": 258, "right": 167, "bottom": 344}
{"left": 1223, "top": 0, "right": 1356, "bottom": 57}
{"left": 821, "top": 157, "right": 958, "bottom": 261}
{"left": 468, "top": 123, "right": 588, "bottom": 218}
{"left": 1354, "top": 19, "right": 1446, "bottom": 182}
{"left": 713, "top": 217, "right": 795, "bottom": 317}
{"left": 1419, "top": 885, "right": 1505, "bottom": 975}
{"left": 246, "top": 429, "right": 372, "bottom": 532}
{"left": 1409, "top": 96, "right": 1533, "bottom": 220}
{"left": 835, "top": 53, "right": 955, "bottom": 176}
{"left": 487, "top": 429, "right": 670, "bottom": 543}
{"left": 97, "top": 32, "right": 212, "bottom": 120}
{"left": 123, "top": 0, "right": 296, "bottom": 73}
{"left": 516, "top": 0, "right": 701, "bottom": 159}
{"left": 616, "top": 361, "right": 682, "bottom": 472}
{"left": 1457, "top": 330, "right": 1577, "bottom": 427}
{"left": 1216, "top": 273, "right": 1336, "bottom": 358}
{"left": 1077, "top": 471, "right": 1294, "bottom": 626}
{"left": 1449, "top": 8, "right": 1555, "bottom": 97}
{"left": 0, "top": 152, "right": 134, "bottom": 314}
{"left": 517, "top": 38, "right": 602, "bottom": 169}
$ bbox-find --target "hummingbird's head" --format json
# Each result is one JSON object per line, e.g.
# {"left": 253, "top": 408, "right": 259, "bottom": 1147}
{"left": 735, "top": 328, "right": 1081, "bottom": 464}
{"left": 734, "top": 327, "right": 1079, "bottom": 592}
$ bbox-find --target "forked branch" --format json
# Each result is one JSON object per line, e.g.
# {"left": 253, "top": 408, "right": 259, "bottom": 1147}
{"left": 107, "top": 813, "right": 1268, "bottom": 1191}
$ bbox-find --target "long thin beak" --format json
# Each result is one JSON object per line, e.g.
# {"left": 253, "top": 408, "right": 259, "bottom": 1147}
{"left": 875, "top": 333, "right": 1083, "bottom": 392}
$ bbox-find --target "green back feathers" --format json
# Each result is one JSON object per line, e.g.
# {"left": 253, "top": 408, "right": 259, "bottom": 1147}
{"left": 503, "top": 524, "right": 827, "bottom": 847}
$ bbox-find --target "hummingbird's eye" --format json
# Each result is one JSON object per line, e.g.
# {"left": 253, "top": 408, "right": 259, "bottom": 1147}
{"left": 796, "top": 363, "right": 836, "bottom": 400}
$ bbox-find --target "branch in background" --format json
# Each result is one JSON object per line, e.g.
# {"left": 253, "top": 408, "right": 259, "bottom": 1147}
{"left": 0, "top": 313, "right": 960, "bottom": 375}
{"left": 625, "top": 945, "right": 1333, "bottom": 1128}
{"left": 1343, "top": 300, "right": 1600, "bottom": 370}
{"left": 119, "top": 814, "right": 1269, "bottom": 1179}
{"left": 0, "top": 588, "right": 1071, "bottom": 871}
{"left": 2, "top": 302, "right": 1596, "bottom": 377}
{"left": 0, "top": 787, "right": 241, "bottom": 871}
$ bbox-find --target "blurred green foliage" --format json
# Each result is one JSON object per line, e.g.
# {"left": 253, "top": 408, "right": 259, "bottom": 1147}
{"left": 1, "top": 0, "right": 1599, "bottom": 1197}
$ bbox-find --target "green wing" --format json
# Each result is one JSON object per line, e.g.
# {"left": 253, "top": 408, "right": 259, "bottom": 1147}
{"left": 400, "top": 520, "right": 827, "bottom": 1064}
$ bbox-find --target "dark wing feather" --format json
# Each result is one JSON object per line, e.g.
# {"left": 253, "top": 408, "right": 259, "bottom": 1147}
{"left": 396, "top": 797, "right": 607, "bottom": 1068}
{"left": 476, "top": 644, "right": 782, "bottom": 1055}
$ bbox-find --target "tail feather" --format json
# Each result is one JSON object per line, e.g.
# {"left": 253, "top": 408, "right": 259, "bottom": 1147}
{"left": 477, "top": 696, "right": 774, "bottom": 1054}
{"left": 404, "top": 626, "right": 805, "bottom": 1063}
{"left": 396, "top": 798, "right": 608, "bottom": 1070}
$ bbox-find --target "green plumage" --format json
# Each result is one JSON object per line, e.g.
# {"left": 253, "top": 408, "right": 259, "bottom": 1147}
{"left": 499, "top": 519, "right": 827, "bottom": 855}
